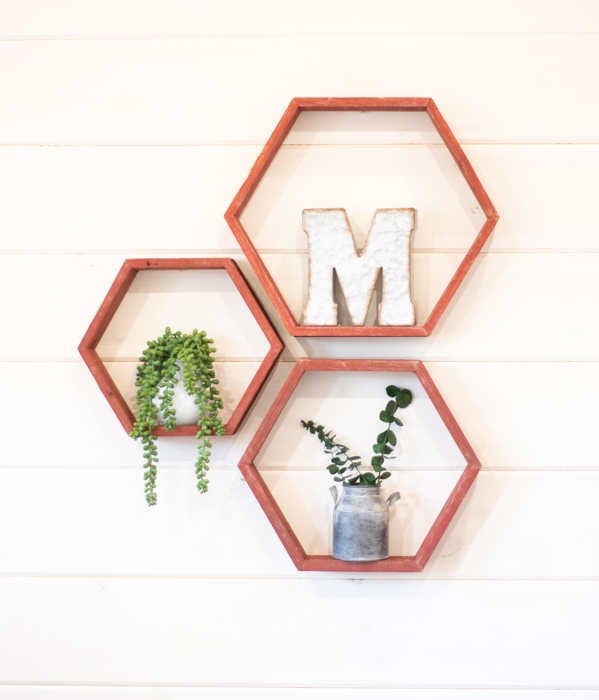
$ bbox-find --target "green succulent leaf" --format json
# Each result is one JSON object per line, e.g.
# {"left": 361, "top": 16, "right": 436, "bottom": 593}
{"left": 130, "top": 326, "right": 225, "bottom": 506}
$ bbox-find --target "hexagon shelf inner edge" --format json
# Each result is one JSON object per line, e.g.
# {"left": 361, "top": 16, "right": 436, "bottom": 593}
{"left": 225, "top": 97, "right": 499, "bottom": 337}
{"left": 239, "top": 359, "right": 480, "bottom": 572}
{"left": 79, "top": 258, "right": 283, "bottom": 436}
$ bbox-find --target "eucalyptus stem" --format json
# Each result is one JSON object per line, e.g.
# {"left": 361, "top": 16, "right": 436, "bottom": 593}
{"left": 301, "top": 384, "right": 413, "bottom": 486}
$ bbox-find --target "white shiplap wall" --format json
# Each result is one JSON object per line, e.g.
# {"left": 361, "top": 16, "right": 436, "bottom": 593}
{"left": 2, "top": 1, "right": 599, "bottom": 697}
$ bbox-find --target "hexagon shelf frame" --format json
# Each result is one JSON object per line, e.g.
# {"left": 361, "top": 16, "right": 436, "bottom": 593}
{"left": 79, "top": 258, "right": 284, "bottom": 437}
{"left": 226, "top": 97, "right": 499, "bottom": 337}
{"left": 239, "top": 358, "right": 480, "bottom": 572}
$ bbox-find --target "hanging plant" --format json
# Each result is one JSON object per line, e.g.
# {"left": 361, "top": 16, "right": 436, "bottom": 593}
{"left": 301, "top": 384, "right": 413, "bottom": 485}
{"left": 129, "top": 326, "right": 225, "bottom": 506}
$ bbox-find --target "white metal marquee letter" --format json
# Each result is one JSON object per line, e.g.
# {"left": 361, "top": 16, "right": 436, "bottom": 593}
{"left": 302, "top": 208, "right": 416, "bottom": 326}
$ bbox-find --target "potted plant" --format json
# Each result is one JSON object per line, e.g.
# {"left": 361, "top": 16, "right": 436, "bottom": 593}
{"left": 301, "top": 384, "right": 412, "bottom": 561}
{"left": 129, "top": 326, "right": 225, "bottom": 506}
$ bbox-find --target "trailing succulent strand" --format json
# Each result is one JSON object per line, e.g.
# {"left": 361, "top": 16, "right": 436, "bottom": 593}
{"left": 129, "top": 327, "right": 225, "bottom": 506}
{"left": 301, "top": 384, "right": 412, "bottom": 486}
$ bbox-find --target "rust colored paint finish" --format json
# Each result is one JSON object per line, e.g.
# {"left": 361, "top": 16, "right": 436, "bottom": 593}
{"left": 78, "top": 258, "right": 283, "bottom": 436}
{"left": 238, "top": 359, "right": 481, "bottom": 573}
{"left": 225, "top": 97, "right": 499, "bottom": 337}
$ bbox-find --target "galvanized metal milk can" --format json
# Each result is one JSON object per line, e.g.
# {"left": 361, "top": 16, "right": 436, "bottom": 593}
{"left": 330, "top": 484, "right": 401, "bottom": 562}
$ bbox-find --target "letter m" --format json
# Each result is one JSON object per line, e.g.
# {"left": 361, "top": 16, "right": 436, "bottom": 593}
{"left": 302, "top": 208, "right": 416, "bottom": 326}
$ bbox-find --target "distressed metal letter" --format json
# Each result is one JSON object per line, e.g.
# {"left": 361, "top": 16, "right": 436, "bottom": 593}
{"left": 302, "top": 208, "right": 416, "bottom": 326}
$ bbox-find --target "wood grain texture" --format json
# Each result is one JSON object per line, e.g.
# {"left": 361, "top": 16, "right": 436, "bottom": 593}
{"left": 2, "top": 36, "right": 599, "bottom": 144}
{"left": 2, "top": 468, "right": 599, "bottom": 578}
{"left": 4, "top": 2, "right": 599, "bottom": 693}
{"left": 2, "top": 360, "right": 599, "bottom": 471}
{"left": 78, "top": 258, "right": 282, "bottom": 435}
{"left": 226, "top": 97, "right": 497, "bottom": 336}
{"left": 2, "top": 145, "right": 598, "bottom": 255}
{"left": 1, "top": 0, "right": 598, "bottom": 37}
{"left": 260, "top": 252, "right": 599, "bottom": 359}
{"left": 239, "top": 359, "right": 479, "bottom": 571}
{"left": 1, "top": 577, "right": 598, "bottom": 687}
{"left": 7, "top": 251, "right": 599, "bottom": 362}
{"left": 1, "top": 690, "right": 599, "bottom": 700}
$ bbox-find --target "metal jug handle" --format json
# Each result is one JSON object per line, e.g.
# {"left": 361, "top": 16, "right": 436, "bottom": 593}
{"left": 330, "top": 485, "right": 339, "bottom": 509}
{"left": 386, "top": 491, "right": 401, "bottom": 509}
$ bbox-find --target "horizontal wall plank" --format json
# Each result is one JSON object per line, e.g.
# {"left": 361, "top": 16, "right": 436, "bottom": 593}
{"left": 0, "top": 255, "right": 287, "bottom": 362}
{"left": 3, "top": 361, "right": 598, "bottom": 471}
{"left": 256, "top": 369, "right": 468, "bottom": 470}
{"left": 0, "top": 361, "right": 293, "bottom": 469}
{"left": 0, "top": 578, "right": 598, "bottom": 686}
{"left": 242, "top": 144, "right": 599, "bottom": 253}
{"left": 2, "top": 36, "right": 599, "bottom": 144}
{"left": 4, "top": 144, "right": 598, "bottom": 255}
{"left": 2, "top": 465, "right": 599, "bottom": 578}
{"left": 5, "top": 252, "right": 599, "bottom": 362}
{"left": 4, "top": 7, "right": 598, "bottom": 694}
{"left": 3, "top": 690, "right": 599, "bottom": 700}
{"left": 269, "top": 252, "right": 599, "bottom": 360}
{"left": 2, "top": 0, "right": 598, "bottom": 37}
{"left": 94, "top": 268, "right": 271, "bottom": 361}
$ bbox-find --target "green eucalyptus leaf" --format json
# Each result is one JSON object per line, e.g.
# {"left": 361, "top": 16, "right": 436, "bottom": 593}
{"left": 385, "top": 400, "right": 396, "bottom": 414}
{"left": 387, "top": 431, "right": 397, "bottom": 446}
{"left": 386, "top": 385, "right": 399, "bottom": 397}
{"left": 379, "top": 411, "right": 394, "bottom": 423}
{"left": 380, "top": 471, "right": 392, "bottom": 479}
{"left": 396, "top": 389, "right": 413, "bottom": 408}
{"left": 363, "top": 472, "right": 376, "bottom": 485}
{"left": 371, "top": 456, "right": 383, "bottom": 468}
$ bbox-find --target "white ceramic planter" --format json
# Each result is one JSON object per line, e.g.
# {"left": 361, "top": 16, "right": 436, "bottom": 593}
{"left": 153, "top": 363, "right": 201, "bottom": 427}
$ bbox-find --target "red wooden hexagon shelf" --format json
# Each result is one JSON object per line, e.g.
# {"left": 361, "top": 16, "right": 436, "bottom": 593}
{"left": 239, "top": 358, "right": 480, "bottom": 572}
{"left": 79, "top": 258, "right": 283, "bottom": 436}
{"left": 225, "top": 97, "right": 499, "bottom": 337}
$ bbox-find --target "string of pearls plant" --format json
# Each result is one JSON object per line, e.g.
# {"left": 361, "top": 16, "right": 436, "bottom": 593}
{"left": 129, "top": 327, "right": 225, "bottom": 506}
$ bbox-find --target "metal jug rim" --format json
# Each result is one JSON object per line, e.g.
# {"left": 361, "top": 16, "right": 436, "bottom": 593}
{"left": 342, "top": 483, "right": 381, "bottom": 489}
